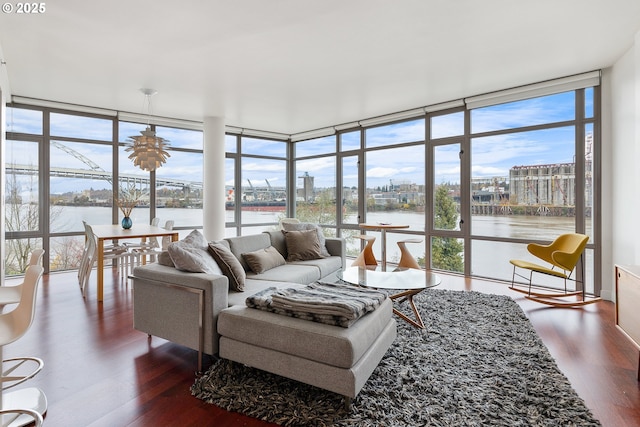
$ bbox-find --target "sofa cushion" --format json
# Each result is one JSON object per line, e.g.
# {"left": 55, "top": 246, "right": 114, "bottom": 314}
{"left": 282, "top": 222, "right": 331, "bottom": 257}
{"left": 208, "top": 243, "right": 246, "bottom": 291}
{"left": 218, "top": 297, "right": 393, "bottom": 369}
{"left": 225, "top": 233, "right": 272, "bottom": 271}
{"left": 283, "top": 229, "right": 323, "bottom": 261}
{"left": 242, "top": 246, "right": 286, "bottom": 274}
{"left": 263, "top": 230, "right": 288, "bottom": 258}
{"left": 289, "top": 256, "right": 343, "bottom": 279}
{"left": 246, "top": 264, "right": 322, "bottom": 287}
{"left": 132, "top": 262, "right": 228, "bottom": 291}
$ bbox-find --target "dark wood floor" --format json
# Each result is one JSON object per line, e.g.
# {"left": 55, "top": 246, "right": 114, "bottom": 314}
{"left": 4, "top": 268, "right": 640, "bottom": 427}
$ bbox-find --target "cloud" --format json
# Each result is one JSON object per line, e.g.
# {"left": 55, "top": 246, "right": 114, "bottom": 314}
{"left": 366, "top": 167, "right": 395, "bottom": 178}
{"left": 471, "top": 165, "right": 507, "bottom": 176}
{"left": 296, "top": 157, "right": 335, "bottom": 172}
{"left": 366, "top": 119, "right": 425, "bottom": 146}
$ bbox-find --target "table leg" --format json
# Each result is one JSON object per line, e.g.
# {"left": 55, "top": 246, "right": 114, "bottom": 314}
{"left": 380, "top": 229, "right": 387, "bottom": 271}
{"left": 141, "top": 237, "right": 148, "bottom": 265}
{"left": 389, "top": 289, "right": 425, "bottom": 329}
{"left": 97, "top": 239, "right": 104, "bottom": 302}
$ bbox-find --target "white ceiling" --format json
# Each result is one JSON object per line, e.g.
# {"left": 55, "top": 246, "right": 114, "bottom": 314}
{"left": 1, "top": 0, "right": 639, "bottom": 135}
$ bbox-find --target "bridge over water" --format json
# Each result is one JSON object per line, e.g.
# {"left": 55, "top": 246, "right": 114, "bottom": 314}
{"left": 7, "top": 141, "right": 202, "bottom": 191}
{"left": 7, "top": 163, "right": 202, "bottom": 191}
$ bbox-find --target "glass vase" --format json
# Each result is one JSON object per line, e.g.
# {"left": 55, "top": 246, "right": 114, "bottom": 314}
{"left": 121, "top": 216, "right": 133, "bottom": 229}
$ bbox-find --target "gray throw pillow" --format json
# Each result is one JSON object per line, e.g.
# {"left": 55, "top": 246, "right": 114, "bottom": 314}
{"left": 283, "top": 229, "right": 323, "bottom": 261}
{"left": 242, "top": 246, "right": 286, "bottom": 274}
{"left": 157, "top": 250, "right": 175, "bottom": 267}
{"left": 168, "top": 242, "right": 223, "bottom": 275}
{"left": 165, "top": 229, "right": 224, "bottom": 274}
{"left": 182, "top": 229, "right": 208, "bottom": 247}
{"left": 282, "top": 222, "right": 330, "bottom": 257}
{"left": 208, "top": 242, "right": 246, "bottom": 291}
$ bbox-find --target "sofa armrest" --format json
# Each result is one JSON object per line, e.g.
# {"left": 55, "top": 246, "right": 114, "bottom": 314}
{"left": 132, "top": 263, "right": 229, "bottom": 357}
{"left": 325, "top": 237, "right": 346, "bottom": 269}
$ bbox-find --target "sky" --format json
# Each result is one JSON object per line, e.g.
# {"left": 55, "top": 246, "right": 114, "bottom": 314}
{"left": 5, "top": 88, "right": 594, "bottom": 195}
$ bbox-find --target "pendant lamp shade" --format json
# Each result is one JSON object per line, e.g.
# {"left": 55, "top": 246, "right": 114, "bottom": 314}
{"left": 126, "top": 89, "right": 171, "bottom": 172}
{"left": 126, "top": 126, "right": 171, "bottom": 171}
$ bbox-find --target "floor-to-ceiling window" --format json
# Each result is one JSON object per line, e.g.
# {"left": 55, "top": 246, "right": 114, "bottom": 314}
{"left": 289, "top": 77, "right": 600, "bottom": 295}
{"left": 5, "top": 106, "right": 43, "bottom": 274}
{"left": 294, "top": 135, "right": 338, "bottom": 236}
{"left": 224, "top": 133, "right": 288, "bottom": 236}
{"left": 430, "top": 110, "right": 465, "bottom": 273}
{"left": 363, "top": 120, "right": 426, "bottom": 265}
{"left": 467, "top": 87, "right": 599, "bottom": 294}
{"left": 6, "top": 73, "right": 600, "bottom": 293}
{"left": 4, "top": 104, "right": 204, "bottom": 275}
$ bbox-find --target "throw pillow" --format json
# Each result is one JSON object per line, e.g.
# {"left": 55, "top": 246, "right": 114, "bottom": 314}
{"left": 208, "top": 242, "right": 246, "bottom": 292}
{"left": 282, "top": 222, "right": 330, "bottom": 257}
{"left": 283, "top": 229, "right": 323, "bottom": 261}
{"left": 157, "top": 250, "right": 175, "bottom": 267}
{"left": 182, "top": 229, "right": 208, "bottom": 247}
{"left": 242, "top": 246, "right": 286, "bottom": 274}
{"left": 168, "top": 242, "right": 222, "bottom": 275}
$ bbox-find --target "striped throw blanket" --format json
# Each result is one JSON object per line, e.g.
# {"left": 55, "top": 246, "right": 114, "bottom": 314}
{"left": 246, "top": 282, "right": 387, "bottom": 328}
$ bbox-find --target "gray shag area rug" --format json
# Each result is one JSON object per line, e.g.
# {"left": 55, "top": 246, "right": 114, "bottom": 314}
{"left": 191, "top": 289, "right": 601, "bottom": 426}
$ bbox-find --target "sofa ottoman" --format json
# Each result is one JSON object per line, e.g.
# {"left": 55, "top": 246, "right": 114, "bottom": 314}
{"left": 217, "top": 297, "right": 396, "bottom": 404}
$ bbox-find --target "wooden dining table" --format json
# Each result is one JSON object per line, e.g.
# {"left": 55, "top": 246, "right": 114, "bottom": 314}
{"left": 90, "top": 224, "right": 179, "bottom": 302}
{"left": 359, "top": 223, "right": 409, "bottom": 271}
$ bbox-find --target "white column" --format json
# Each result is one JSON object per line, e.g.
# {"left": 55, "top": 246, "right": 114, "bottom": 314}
{"left": 203, "top": 117, "right": 226, "bottom": 241}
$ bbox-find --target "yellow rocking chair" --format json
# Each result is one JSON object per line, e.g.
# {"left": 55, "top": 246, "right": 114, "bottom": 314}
{"left": 509, "top": 233, "right": 601, "bottom": 307}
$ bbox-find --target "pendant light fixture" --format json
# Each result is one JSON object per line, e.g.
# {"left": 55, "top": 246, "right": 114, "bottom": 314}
{"left": 125, "top": 88, "right": 171, "bottom": 172}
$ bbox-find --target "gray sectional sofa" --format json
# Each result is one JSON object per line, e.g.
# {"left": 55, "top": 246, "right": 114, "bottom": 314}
{"left": 132, "top": 229, "right": 345, "bottom": 357}
{"left": 131, "top": 228, "right": 396, "bottom": 403}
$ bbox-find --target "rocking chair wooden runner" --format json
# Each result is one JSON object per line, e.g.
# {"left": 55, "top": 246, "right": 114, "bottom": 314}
{"left": 509, "top": 233, "right": 601, "bottom": 307}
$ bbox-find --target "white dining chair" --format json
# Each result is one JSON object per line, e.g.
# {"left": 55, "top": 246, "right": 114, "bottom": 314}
{"left": 79, "top": 221, "right": 132, "bottom": 297}
{"left": 0, "top": 249, "right": 44, "bottom": 308}
{"left": 130, "top": 220, "right": 175, "bottom": 265}
{"left": 0, "top": 265, "right": 47, "bottom": 427}
{"left": 123, "top": 218, "right": 160, "bottom": 253}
